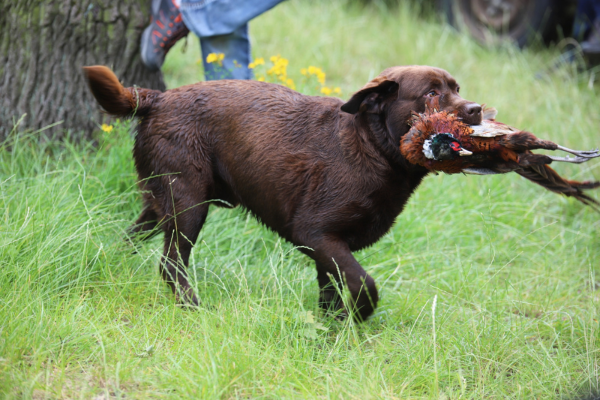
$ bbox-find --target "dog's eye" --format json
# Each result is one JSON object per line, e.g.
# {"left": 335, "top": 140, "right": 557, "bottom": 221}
{"left": 456, "top": 86, "right": 460, "bottom": 93}
{"left": 426, "top": 90, "right": 437, "bottom": 97}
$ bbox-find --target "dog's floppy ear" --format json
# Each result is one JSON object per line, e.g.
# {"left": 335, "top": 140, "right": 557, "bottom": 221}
{"left": 340, "top": 76, "right": 399, "bottom": 114}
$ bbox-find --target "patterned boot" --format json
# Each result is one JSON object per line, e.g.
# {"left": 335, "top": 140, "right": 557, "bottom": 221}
{"left": 141, "top": 0, "right": 189, "bottom": 71}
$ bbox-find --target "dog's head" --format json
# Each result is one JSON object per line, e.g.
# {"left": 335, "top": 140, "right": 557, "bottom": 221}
{"left": 341, "top": 66, "right": 482, "bottom": 138}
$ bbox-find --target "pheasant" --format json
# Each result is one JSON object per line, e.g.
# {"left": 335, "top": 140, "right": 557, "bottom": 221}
{"left": 400, "top": 104, "right": 600, "bottom": 207}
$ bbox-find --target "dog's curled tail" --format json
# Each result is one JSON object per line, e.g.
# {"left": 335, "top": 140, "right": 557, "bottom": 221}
{"left": 83, "top": 65, "right": 161, "bottom": 117}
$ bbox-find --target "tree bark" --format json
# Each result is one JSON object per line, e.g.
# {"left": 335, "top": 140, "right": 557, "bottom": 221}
{"left": 0, "top": 0, "right": 166, "bottom": 140}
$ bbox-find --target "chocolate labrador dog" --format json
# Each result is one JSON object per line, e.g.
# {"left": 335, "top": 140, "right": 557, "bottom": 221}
{"left": 83, "top": 65, "right": 482, "bottom": 320}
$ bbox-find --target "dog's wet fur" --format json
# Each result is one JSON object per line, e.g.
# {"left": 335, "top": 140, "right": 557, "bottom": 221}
{"left": 83, "top": 65, "right": 482, "bottom": 320}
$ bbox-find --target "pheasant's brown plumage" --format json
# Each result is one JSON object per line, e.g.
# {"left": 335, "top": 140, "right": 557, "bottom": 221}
{"left": 400, "top": 108, "right": 600, "bottom": 208}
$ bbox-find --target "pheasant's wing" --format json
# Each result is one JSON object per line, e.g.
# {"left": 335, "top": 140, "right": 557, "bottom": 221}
{"left": 470, "top": 120, "right": 517, "bottom": 138}
{"left": 515, "top": 165, "right": 600, "bottom": 209}
{"left": 482, "top": 106, "right": 498, "bottom": 120}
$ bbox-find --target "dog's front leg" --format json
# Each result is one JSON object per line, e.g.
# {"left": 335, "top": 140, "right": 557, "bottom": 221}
{"left": 312, "top": 238, "right": 379, "bottom": 321}
{"left": 316, "top": 261, "right": 344, "bottom": 315}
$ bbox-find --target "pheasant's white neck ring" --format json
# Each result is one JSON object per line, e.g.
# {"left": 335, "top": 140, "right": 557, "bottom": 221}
{"left": 423, "top": 136, "right": 436, "bottom": 159}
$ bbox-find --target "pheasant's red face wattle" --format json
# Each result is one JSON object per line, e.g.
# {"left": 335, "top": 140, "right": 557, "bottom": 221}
{"left": 450, "top": 142, "right": 461, "bottom": 152}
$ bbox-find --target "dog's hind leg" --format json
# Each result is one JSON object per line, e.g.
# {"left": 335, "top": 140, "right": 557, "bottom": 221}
{"left": 128, "top": 205, "right": 161, "bottom": 240}
{"left": 160, "top": 185, "right": 210, "bottom": 307}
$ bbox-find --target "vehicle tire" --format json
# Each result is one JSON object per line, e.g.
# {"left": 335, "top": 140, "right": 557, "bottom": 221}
{"left": 438, "top": 0, "right": 565, "bottom": 47}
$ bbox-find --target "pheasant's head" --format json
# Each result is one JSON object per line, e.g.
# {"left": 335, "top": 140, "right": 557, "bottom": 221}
{"left": 400, "top": 110, "right": 478, "bottom": 174}
{"left": 423, "top": 133, "right": 472, "bottom": 160}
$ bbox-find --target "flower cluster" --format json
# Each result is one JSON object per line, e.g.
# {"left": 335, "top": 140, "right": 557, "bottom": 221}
{"left": 252, "top": 55, "right": 296, "bottom": 90}
{"left": 206, "top": 52, "right": 225, "bottom": 66}
{"left": 201, "top": 53, "right": 341, "bottom": 96}
{"left": 301, "top": 66, "right": 326, "bottom": 85}
{"left": 301, "top": 66, "right": 340, "bottom": 96}
{"left": 101, "top": 123, "right": 113, "bottom": 133}
{"left": 267, "top": 55, "right": 288, "bottom": 76}
{"left": 249, "top": 56, "right": 341, "bottom": 96}
{"left": 319, "top": 86, "right": 342, "bottom": 96}
{"left": 248, "top": 57, "right": 265, "bottom": 69}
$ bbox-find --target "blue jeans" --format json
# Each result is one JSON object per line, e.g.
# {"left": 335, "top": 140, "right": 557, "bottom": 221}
{"left": 180, "top": 0, "right": 285, "bottom": 80}
{"left": 574, "top": 0, "right": 600, "bottom": 40}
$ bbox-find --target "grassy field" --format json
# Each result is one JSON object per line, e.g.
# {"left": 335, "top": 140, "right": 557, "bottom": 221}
{"left": 2, "top": 1, "right": 600, "bottom": 398}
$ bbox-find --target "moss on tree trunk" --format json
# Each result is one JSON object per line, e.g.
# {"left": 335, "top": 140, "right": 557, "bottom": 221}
{"left": 0, "top": 0, "right": 165, "bottom": 140}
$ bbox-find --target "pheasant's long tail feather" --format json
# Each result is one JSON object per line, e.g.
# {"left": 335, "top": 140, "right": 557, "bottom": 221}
{"left": 515, "top": 165, "right": 600, "bottom": 210}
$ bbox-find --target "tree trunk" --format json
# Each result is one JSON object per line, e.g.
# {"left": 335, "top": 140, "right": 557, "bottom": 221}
{"left": 0, "top": 0, "right": 166, "bottom": 140}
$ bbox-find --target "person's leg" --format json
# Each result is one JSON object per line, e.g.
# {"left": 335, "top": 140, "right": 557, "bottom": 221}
{"left": 577, "top": 0, "right": 600, "bottom": 55}
{"left": 200, "top": 24, "right": 252, "bottom": 80}
{"left": 582, "top": 19, "right": 600, "bottom": 55}
{"left": 179, "top": 0, "right": 285, "bottom": 80}
{"left": 593, "top": 0, "right": 600, "bottom": 19}
{"left": 574, "top": 0, "right": 600, "bottom": 39}
{"left": 141, "top": 0, "right": 189, "bottom": 71}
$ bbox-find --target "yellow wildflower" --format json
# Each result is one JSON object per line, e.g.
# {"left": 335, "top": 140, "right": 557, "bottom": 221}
{"left": 267, "top": 56, "right": 289, "bottom": 77}
{"left": 206, "top": 52, "right": 225, "bottom": 65}
{"left": 304, "top": 66, "right": 326, "bottom": 85}
{"left": 248, "top": 57, "right": 265, "bottom": 69}
{"left": 101, "top": 123, "right": 113, "bottom": 133}
{"left": 320, "top": 86, "right": 332, "bottom": 95}
{"left": 257, "top": 76, "right": 265, "bottom": 82}
{"left": 286, "top": 78, "right": 296, "bottom": 90}
{"left": 206, "top": 53, "right": 217, "bottom": 63}
{"left": 316, "top": 72, "right": 326, "bottom": 85}
{"left": 255, "top": 57, "right": 265, "bottom": 65}
{"left": 333, "top": 87, "right": 342, "bottom": 95}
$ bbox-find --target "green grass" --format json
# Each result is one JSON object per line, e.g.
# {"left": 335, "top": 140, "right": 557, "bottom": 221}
{"left": 2, "top": 1, "right": 600, "bottom": 398}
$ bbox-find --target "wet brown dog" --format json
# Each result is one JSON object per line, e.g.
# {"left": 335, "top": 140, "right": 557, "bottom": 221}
{"left": 83, "top": 65, "right": 482, "bottom": 320}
